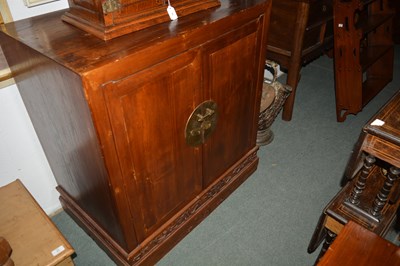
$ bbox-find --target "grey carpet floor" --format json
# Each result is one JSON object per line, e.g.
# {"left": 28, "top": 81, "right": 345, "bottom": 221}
{"left": 52, "top": 45, "right": 400, "bottom": 266}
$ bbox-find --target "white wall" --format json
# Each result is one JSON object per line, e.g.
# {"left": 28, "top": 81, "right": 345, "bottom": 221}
{"left": 0, "top": 0, "right": 69, "bottom": 214}
{"left": 8, "top": 0, "right": 69, "bottom": 21}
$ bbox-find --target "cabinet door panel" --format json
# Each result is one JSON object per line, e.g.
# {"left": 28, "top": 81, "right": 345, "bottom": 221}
{"left": 104, "top": 50, "right": 202, "bottom": 241}
{"left": 202, "top": 19, "right": 263, "bottom": 187}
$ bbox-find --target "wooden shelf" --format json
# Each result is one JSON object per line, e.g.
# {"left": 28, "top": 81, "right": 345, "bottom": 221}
{"left": 333, "top": 0, "right": 394, "bottom": 122}
{"left": 360, "top": 45, "right": 392, "bottom": 71}
{"left": 360, "top": 0, "right": 377, "bottom": 6}
{"left": 362, "top": 76, "right": 393, "bottom": 104}
{"left": 357, "top": 13, "right": 394, "bottom": 35}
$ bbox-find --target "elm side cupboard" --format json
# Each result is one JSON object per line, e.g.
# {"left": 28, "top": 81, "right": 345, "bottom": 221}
{"left": 0, "top": 1, "right": 272, "bottom": 265}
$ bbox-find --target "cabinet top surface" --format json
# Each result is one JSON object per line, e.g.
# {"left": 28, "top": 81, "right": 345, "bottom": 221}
{"left": 0, "top": 0, "right": 269, "bottom": 74}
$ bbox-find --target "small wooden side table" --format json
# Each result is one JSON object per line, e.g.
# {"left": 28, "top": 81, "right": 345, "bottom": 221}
{"left": 0, "top": 180, "right": 74, "bottom": 266}
{"left": 317, "top": 221, "right": 400, "bottom": 266}
{"left": 308, "top": 90, "right": 400, "bottom": 263}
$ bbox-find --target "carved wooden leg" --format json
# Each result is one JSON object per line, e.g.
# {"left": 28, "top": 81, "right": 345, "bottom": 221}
{"left": 348, "top": 155, "right": 376, "bottom": 205}
{"left": 313, "top": 230, "right": 336, "bottom": 266}
{"left": 370, "top": 167, "right": 400, "bottom": 217}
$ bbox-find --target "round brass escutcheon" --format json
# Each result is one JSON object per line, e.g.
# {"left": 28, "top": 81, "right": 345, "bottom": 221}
{"left": 185, "top": 100, "right": 218, "bottom": 146}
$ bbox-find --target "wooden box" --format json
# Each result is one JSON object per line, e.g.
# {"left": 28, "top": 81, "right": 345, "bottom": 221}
{"left": 0, "top": 0, "right": 271, "bottom": 264}
{"left": 0, "top": 180, "right": 74, "bottom": 266}
{"left": 62, "top": 0, "right": 221, "bottom": 40}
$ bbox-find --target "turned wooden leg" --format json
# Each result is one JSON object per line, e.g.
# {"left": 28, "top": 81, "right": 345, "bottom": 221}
{"left": 370, "top": 167, "right": 400, "bottom": 217}
{"left": 308, "top": 213, "right": 329, "bottom": 254}
{"left": 348, "top": 155, "right": 376, "bottom": 205}
{"left": 313, "top": 230, "right": 336, "bottom": 266}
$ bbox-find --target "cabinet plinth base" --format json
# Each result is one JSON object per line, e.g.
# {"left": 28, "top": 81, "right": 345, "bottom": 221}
{"left": 59, "top": 149, "right": 259, "bottom": 265}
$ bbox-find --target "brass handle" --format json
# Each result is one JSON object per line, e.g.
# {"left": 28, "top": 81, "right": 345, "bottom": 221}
{"left": 196, "top": 108, "right": 215, "bottom": 122}
{"left": 185, "top": 101, "right": 218, "bottom": 146}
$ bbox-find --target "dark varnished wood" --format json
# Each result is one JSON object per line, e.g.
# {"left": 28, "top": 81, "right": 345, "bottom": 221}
{"left": 317, "top": 221, "right": 400, "bottom": 266}
{"left": 308, "top": 90, "right": 400, "bottom": 263}
{"left": 308, "top": 160, "right": 400, "bottom": 263}
{"left": 0, "top": 1, "right": 271, "bottom": 264}
{"left": 333, "top": 0, "right": 395, "bottom": 122}
{"left": 266, "top": 0, "right": 334, "bottom": 121}
{"left": 390, "top": 0, "right": 400, "bottom": 44}
{"left": 346, "top": 90, "right": 400, "bottom": 180}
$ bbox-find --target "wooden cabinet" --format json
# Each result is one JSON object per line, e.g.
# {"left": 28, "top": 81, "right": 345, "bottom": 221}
{"left": 266, "top": 0, "right": 334, "bottom": 121}
{"left": 333, "top": 0, "right": 395, "bottom": 122}
{"left": 0, "top": 0, "right": 271, "bottom": 264}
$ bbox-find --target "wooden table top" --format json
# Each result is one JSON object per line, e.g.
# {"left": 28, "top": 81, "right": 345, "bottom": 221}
{"left": 364, "top": 90, "right": 400, "bottom": 146}
{"left": 318, "top": 221, "right": 400, "bottom": 266}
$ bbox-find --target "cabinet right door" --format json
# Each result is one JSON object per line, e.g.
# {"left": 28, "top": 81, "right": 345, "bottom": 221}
{"left": 201, "top": 17, "right": 265, "bottom": 187}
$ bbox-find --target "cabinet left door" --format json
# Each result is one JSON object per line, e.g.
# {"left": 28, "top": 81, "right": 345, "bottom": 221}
{"left": 103, "top": 49, "right": 203, "bottom": 243}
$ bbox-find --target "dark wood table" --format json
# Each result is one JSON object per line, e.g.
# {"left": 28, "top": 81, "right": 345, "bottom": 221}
{"left": 308, "top": 90, "right": 400, "bottom": 263}
{"left": 317, "top": 221, "right": 400, "bottom": 266}
{"left": 346, "top": 90, "right": 400, "bottom": 179}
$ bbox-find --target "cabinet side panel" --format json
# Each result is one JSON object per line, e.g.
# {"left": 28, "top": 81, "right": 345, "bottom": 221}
{"left": 0, "top": 34, "right": 127, "bottom": 248}
{"left": 202, "top": 17, "right": 263, "bottom": 187}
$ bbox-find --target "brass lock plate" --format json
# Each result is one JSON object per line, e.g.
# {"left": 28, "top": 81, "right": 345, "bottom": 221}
{"left": 185, "top": 100, "right": 218, "bottom": 146}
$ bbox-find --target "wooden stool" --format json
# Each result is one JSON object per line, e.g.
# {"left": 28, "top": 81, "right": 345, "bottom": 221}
{"left": 317, "top": 221, "right": 400, "bottom": 265}
{"left": 308, "top": 90, "right": 400, "bottom": 263}
{"left": 0, "top": 180, "right": 74, "bottom": 266}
